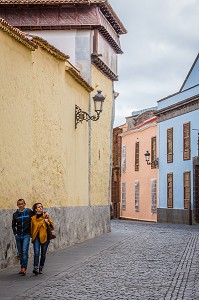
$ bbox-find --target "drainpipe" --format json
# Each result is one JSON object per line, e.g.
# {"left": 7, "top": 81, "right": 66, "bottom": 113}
{"left": 198, "top": 132, "right": 199, "bottom": 158}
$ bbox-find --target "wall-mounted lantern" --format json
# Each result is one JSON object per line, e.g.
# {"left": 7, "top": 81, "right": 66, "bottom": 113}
{"left": 75, "top": 90, "right": 105, "bottom": 129}
{"left": 144, "top": 150, "right": 159, "bottom": 168}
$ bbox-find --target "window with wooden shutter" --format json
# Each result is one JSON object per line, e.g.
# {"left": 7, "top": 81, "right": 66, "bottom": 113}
{"left": 151, "top": 136, "right": 157, "bottom": 169}
{"left": 167, "top": 173, "right": 173, "bottom": 208}
{"left": 121, "top": 144, "right": 126, "bottom": 173}
{"left": 151, "top": 178, "right": 157, "bottom": 213}
{"left": 135, "top": 180, "right": 139, "bottom": 211}
{"left": 167, "top": 128, "right": 173, "bottom": 163}
{"left": 183, "top": 122, "right": 190, "bottom": 160}
{"left": 184, "top": 171, "right": 191, "bottom": 209}
{"left": 122, "top": 182, "right": 126, "bottom": 210}
{"left": 135, "top": 142, "right": 139, "bottom": 171}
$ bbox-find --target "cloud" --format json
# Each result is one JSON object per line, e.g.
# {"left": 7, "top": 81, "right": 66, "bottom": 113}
{"left": 109, "top": 0, "right": 199, "bottom": 127}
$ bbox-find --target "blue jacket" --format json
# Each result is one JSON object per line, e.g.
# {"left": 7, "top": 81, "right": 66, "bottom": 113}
{"left": 12, "top": 208, "right": 34, "bottom": 236}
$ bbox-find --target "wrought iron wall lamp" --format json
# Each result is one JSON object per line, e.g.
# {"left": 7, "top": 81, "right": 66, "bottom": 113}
{"left": 144, "top": 151, "right": 159, "bottom": 168}
{"left": 75, "top": 90, "right": 105, "bottom": 128}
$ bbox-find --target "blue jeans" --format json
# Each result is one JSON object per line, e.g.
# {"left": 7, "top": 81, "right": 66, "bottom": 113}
{"left": 15, "top": 235, "right": 30, "bottom": 269}
{"left": 33, "top": 237, "right": 50, "bottom": 268}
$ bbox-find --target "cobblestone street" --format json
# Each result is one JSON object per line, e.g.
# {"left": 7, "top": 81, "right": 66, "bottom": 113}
{"left": 3, "top": 220, "right": 199, "bottom": 300}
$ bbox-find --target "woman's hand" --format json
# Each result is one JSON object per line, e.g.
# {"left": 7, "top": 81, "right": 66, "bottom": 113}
{"left": 44, "top": 218, "right": 50, "bottom": 226}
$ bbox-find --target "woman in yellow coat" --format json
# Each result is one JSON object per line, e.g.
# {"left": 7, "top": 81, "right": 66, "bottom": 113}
{"left": 31, "top": 202, "right": 54, "bottom": 275}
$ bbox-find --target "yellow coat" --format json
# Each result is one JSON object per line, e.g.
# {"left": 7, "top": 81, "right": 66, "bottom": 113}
{"left": 31, "top": 213, "right": 54, "bottom": 244}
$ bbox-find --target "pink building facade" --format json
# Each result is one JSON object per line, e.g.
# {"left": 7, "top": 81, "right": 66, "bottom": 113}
{"left": 120, "top": 110, "right": 158, "bottom": 222}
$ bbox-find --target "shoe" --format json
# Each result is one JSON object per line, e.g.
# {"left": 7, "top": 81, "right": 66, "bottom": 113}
{"left": 33, "top": 267, "right": 39, "bottom": 275}
{"left": 39, "top": 267, "right": 43, "bottom": 274}
{"left": 19, "top": 268, "right": 26, "bottom": 276}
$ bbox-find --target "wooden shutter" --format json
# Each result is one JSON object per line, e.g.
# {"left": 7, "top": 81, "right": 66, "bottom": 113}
{"left": 135, "top": 142, "right": 139, "bottom": 171}
{"left": 184, "top": 171, "right": 191, "bottom": 209}
{"left": 167, "top": 173, "right": 173, "bottom": 208}
{"left": 167, "top": 128, "right": 173, "bottom": 163}
{"left": 122, "top": 182, "right": 126, "bottom": 210}
{"left": 151, "top": 136, "right": 157, "bottom": 169}
{"left": 183, "top": 122, "right": 190, "bottom": 160}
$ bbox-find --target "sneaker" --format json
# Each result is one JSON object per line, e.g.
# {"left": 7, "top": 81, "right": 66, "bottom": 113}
{"left": 20, "top": 268, "right": 26, "bottom": 276}
{"left": 39, "top": 267, "right": 43, "bottom": 274}
{"left": 33, "top": 267, "right": 39, "bottom": 275}
{"left": 18, "top": 268, "right": 23, "bottom": 275}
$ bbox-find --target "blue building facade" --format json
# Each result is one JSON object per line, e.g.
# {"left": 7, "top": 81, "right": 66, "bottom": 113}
{"left": 157, "top": 53, "right": 199, "bottom": 224}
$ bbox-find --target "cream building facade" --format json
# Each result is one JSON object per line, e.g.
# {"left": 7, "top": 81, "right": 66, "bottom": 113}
{"left": 0, "top": 1, "right": 126, "bottom": 269}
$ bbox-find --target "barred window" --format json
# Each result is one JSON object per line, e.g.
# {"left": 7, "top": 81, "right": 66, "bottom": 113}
{"left": 122, "top": 182, "right": 126, "bottom": 210}
{"left": 167, "top": 128, "right": 173, "bottom": 163}
{"left": 135, "top": 142, "right": 139, "bottom": 171}
{"left": 121, "top": 144, "right": 126, "bottom": 173}
{"left": 184, "top": 171, "right": 191, "bottom": 209}
{"left": 151, "top": 136, "right": 157, "bottom": 169}
{"left": 183, "top": 122, "right": 190, "bottom": 160}
{"left": 151, "top": 178, "right": 157, "bottom": 213}
{"left": 167, "top": 173, "right": 173, "bottom": 208}
{"left": 135, "top": 180, "right": 139, "bottom": 212}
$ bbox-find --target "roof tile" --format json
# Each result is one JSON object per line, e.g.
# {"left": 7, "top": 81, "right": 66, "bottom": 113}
{"left": 0, "top": 0, "right": 106, "bottom": 4}
{"left": 0, "top": 17, "right": 37, "bottom": 50}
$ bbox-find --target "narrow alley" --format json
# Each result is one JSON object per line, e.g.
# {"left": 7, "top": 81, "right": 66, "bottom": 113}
{"left": 1, "top": 220, "right": 199, "bottom": 300}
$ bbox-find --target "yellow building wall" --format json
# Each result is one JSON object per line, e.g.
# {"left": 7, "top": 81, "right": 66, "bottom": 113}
{"left": 31, "top": 49, "right": 89, "bottom": 208}
{"left": 0, "top": 30, "right": 89, "bottom": 210}
{"left": 0, "top": 31, "right": 34, "bottom": 208}
{"left": 90, "top": 65, "right": 113, "bottom": 206}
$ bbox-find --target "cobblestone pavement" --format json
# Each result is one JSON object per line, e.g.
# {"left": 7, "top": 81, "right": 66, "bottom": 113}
{"left": 14, "top": 220, "right": 199, "bottom": 300}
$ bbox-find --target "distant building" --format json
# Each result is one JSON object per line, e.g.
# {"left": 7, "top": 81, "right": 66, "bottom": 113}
{"left": 116, "top": 108, "right": 158, "bottom": 222}
{"left": 156, "top": 53, "right": 199, "bottom": 225}
{"left": 111, "top": 125, "right": 125, "bottom": 218}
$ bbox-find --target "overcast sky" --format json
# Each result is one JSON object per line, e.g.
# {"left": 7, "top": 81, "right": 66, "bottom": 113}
{"left": 109, "top": 0, "right": 199, "bottom": 127}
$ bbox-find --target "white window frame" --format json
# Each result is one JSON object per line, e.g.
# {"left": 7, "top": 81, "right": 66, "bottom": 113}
{"left": 122, "top": 182, "right": 126, "bottom": 210}
{"left": 135, "top": 180, "right": 139, "bottom": 212}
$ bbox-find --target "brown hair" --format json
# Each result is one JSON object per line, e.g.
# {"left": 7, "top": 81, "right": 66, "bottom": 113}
{"left": 17, "top": 199, "right": 26, "bottom": 205}
{"left": 32, "top": 202, "right": 43, "bottom": 212}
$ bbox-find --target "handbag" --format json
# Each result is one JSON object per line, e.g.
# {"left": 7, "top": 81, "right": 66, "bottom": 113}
{"left": 47, "top": 225, "right": 56, "bottom": 240}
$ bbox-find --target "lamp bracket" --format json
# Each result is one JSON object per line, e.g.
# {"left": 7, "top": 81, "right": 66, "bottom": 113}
{"left": 75, "top": 105, "right": 100, "bottom": 128}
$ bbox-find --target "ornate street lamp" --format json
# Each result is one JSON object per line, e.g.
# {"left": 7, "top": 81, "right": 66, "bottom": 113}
{"left": 144, "top": 150, "right": 159, "bottom": 168}
{"left": 75, "top": 90, "right": 105, "bottom": 128}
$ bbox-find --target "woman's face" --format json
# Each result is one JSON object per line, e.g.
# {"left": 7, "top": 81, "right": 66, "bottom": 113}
{"left": 36, "top": 203, "right": 43, "bottom": 213}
